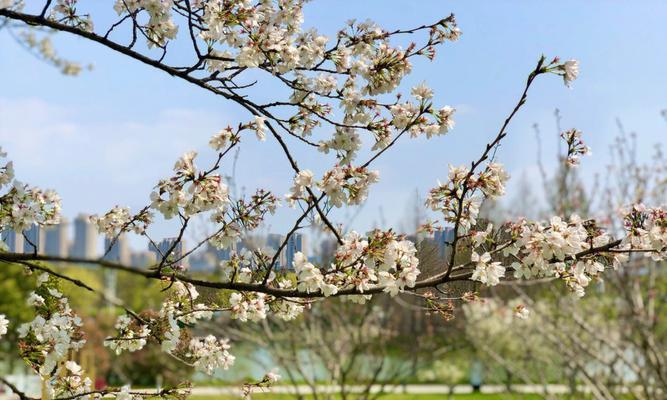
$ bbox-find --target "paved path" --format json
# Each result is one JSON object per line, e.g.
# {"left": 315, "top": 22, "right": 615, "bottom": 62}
{"left": 0, "top": 383, "right": 573, "bottom": 399}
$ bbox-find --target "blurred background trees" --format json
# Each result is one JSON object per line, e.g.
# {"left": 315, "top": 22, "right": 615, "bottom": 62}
{"left": 461, "top": 112, "right": 667, "bottom": 400}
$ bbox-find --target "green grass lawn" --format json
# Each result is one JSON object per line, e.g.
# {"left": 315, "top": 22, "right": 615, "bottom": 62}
{"left": 188, "top": 394, "right": 546, "bottom": 400}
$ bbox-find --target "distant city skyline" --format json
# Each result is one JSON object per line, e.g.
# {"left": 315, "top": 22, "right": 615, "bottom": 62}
{"left": 1, "top": 216, "right": 455, "bottom": 272}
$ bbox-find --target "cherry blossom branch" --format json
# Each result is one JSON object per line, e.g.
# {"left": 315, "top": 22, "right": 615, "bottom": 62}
{"left": 0, "top": 235, "right": 631, "bottom": 299}
{"left": 444, "top": 56, "right": 548, "bottom": 280}
{"left": 12, "top": 260, "right": 146, "bottom": 322}
{"left": 0, "top": 376, "right": 38, "bottom": 400}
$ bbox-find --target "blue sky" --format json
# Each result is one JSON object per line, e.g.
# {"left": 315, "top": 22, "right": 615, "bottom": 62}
{"left": 1, "top": 1, "right": 666, "bottom": 252}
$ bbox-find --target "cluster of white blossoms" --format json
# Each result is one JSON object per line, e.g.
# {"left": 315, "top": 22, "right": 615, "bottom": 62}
{"left": 113, "top": 0, "right": 177, "bottom": 48}
{"left": 187, "top": 335, "right": 236, "bottom": 375}
{"left": 319, "top": 127, "right": 362, "bottom": 164}
{"left": 104, "top": 314, "right": 150, "bottom": 355}
{"left": 506, "top": 215, "right": 596, "bottom": 279}
{"left": 209, "top": 189, "right": 278, "bottom": 250}
{"left": 101, "top": 280, "right": 242, "bottom": 378}
{"left": 163, "top": 282, "right": 214, "bottom": 323}
{"left": 0, "top": 148, "right": 13, "bottom": 187}
{"left": 476, "top": 163, "right": 511, "bottom": 198}
{"left": 13, "top": 29, "right": 85, "bottom": 75}
{"left": 376, "top": 239, "right": 421, "bottom": 296}
{"left": 150, "top": 151, "right": 230, "bottom": 219}
{"left": 50, "top": 0, "right": 94, "bottom": 32}
{"left": 286, "top": 230, "right": 421, "bottom": 299}
{"left": 561, "top": 128, "right": 591, "bottom": 167}
{"left": 293, "top": 252, "right": 338, "bottom": 296}
{"left": 209, "top": 125, "right": 242, "bottom": 150}
{"left": 219, "top": 250, "right": 254, "bottom": 283}
{"left": 159, "top": 282, "right": 214, "bottom": 353}
{"left": 292, "top": 16, "right": 458, "bottom": 155}
{"left": 285, "top": 169, "right": 314, "bottom": 207}
{"left": 0, "top": 314, "right": 8, "bottom": 339}
{"left": 426, "top": 162, "right": 510, "bottom": 232}
{"left": 389, "top": 95, "right": 456, "bottom": 139}
{"left": 0, "top": 148, "right": 61, "bottom": 233}
{"left": 219, "top": 255, "right": 308, "bottom": 319}
{"left": 202, "top": 0, "right": 321, "bottom": 71}
{"left": 513, "top": 304, "right": 530, "bottom": 320}
{"left": 161, "top": 312, "right": 181, "bottom": 354}
{"left": 264, "top": 370, "right": 281, "bottom": 383}
{"left": 229, "top": 292, "right": 269, "bottom": 322}
{"left": 46, "top": 361, "right": 93, "bottom": 400}
{"left": 17, "top": 275, "right": 85, "bottom": 377}
{"left": 471, "top": 251, "right": 505, "bottom": 286}
{"left": 622, "top": 204, "right": 667, "bottom": 261}
{"left": 559, "top": 59, "right": 580, "bottom": 87}
{"left": 342, "top": 18, "right": 459, "bottom": 96}
{"left": 12, "top": 276, "right": 195, "bottom": 399}
{"left": 313, "top": 80, "right": 456, "bottom": 166}
{"left": 253, "top": 116, "right": 267, "bottom": 141}
{"left": 464, "top": 215, "right": 616, "bottom": 296}
{"left": 318, "top": 165, "right": 380, "bottom": 208}
{"left": 269, "top": 280, "right": 305, "bottom": 321}
{"left": 207, "top": 6, "right": 462, "bottom": 168}
{"left": 90, "top": 206, "right": 153, "bottom": 238}
{"left": 361, "top": 43, "right": 413, "bottom": 96}
{"left": 567, "top": 259, "right": 606, "bottom": 297}
{"left": 219, "top": 258, "right": 306, "bottom": 320}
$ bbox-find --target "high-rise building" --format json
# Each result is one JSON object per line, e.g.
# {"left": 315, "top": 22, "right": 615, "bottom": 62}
{"left": 237, "top": 236, "right": 262, "bottom": 254}
{"left": 266, "top": 233, "right": 283, "bottom": 250}
{"left": 188, "top": 251, "right": 216, "bottom": 271}
{"left": 23, "top": 224, "right": 45, "bottom": 254}
{"left": 1, "top": 229, "right": 24, "bottom": 253}
{"left": 44, "top": 219, "right": 69, "bottom": 257}
{"left": 285, "top": 233, "right": 307, "bottom": 270}
{"left": 150, "top": 238, "right": 187, "bottom": 266}
{"left": 130, "top": 251, "right": 157, "bottom": 269}
{"left": 103, "top": 235, "right": 130, "bottom": 265}
{"left": 319, "top": 237, "right": 338, "bottom": 265}
{"left": 71, "top": 214, "right": 97, "bottom": 259}
{"left": 208, "top": 241, "right": 235, "bottom": 262}
{"left": 265, "top": 233, "right": 285, "bottom": 267}
{"left": 434, "top": 227, "right": 455, "bottom": 260}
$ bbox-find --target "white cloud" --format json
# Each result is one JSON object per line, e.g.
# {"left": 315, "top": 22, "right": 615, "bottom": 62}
{"left": 0, "top": 97, "right": 240, "bottom": 247}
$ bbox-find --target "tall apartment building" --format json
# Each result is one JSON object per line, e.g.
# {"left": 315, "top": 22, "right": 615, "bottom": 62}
{"left": 71, "top": 214, "right": 97, "bottom": 259}
{"left": 265, "top": 233, "right": 286, "bottom": 268}
{"left": 208, "top": 241, "right": 236, "bottom": 261}
{"left": 44, "top": 219, "right": 69, "bottom": 257}
{"left": 103, "top": 234, "right": 131, "bottom": 265}
{"left": 149, "top": 238, "right": 187, "bottom": 266}
{"left": 23, "top": 224, "right": 45, "bottom": 254}
{"left": 434, "top": 227, "right": 455, "bottom": 260}
{"left": 285, "top": 233, "right": 307, "bottom": 270}
{"left": 130, "top": 251, "right": 157, "bottom": 269}
{"left": 1, "top": 229, "right": 24, "bottom": 253}
{"left": 319, "top": 237, "right": 338, "bottom": 265}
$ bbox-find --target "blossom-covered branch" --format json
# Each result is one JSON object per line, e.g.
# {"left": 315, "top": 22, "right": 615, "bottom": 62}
{"left": 0, "top": 1, "right": 665, "bottom": 399}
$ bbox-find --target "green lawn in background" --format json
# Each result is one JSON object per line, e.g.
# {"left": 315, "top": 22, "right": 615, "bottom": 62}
{"left": 188, "top": 394, "right": 547, "bottom": 400}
